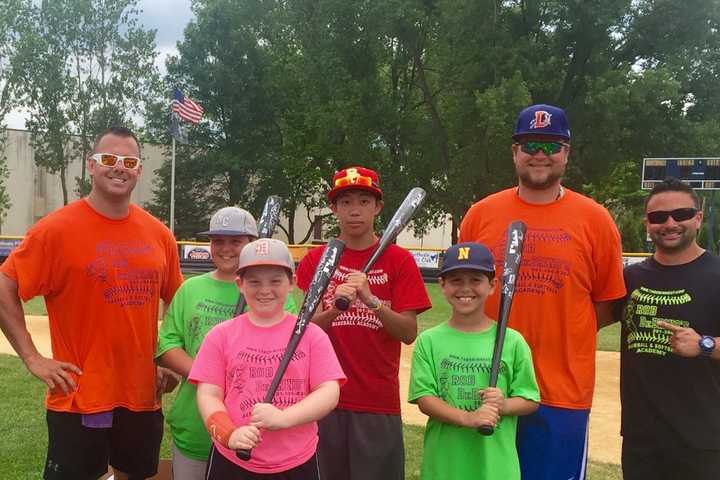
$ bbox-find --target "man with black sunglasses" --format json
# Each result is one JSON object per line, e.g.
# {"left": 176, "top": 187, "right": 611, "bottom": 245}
{"left": 0, "top": 126, "right": 183, "bottom": 480}
{"left": 613, "top": 178, "right": 720, "bottom": 480}
{"left": 459, "top": 104, "right": 625, "bottom": 480}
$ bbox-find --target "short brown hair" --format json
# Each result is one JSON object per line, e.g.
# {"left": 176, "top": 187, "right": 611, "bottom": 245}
{"left": 92, "top": 126, "right": 141, "bottom": 156}
{"left": 645, "top": 177, "right": 700, "bottom": 210}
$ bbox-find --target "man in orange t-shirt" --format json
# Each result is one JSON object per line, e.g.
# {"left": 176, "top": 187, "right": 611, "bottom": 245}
{"left": 0, "top": 127, "right": 183, "bottom": 480}
{"left": 459, "top": 104, "right": 625, "bottom": 480}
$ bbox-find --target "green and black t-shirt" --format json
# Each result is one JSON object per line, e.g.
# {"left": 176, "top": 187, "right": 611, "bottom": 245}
{"left": 621, "top": 252, "right": 720, "bottom": 449}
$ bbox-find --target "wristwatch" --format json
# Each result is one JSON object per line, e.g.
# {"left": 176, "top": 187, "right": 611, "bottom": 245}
{"left": 699, "top": 335, "right": 716, "bottom": 357}
{"left": 365, "top": 295, "right": 382, "bottom": 311}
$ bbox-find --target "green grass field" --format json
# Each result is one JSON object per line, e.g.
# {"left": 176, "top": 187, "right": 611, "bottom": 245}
{"left": 6, "top": 283, "right": 623, "bottom": 478}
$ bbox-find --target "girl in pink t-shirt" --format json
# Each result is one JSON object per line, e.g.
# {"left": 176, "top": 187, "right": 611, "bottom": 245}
{"left": 189, "top": 239, "right": 345, "bottom": 479}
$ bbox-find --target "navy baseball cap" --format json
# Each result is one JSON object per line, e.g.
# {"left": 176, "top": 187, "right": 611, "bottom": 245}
{"left": 513, "top": 104, "right": 571, "bottom": 141}
{"left": 440, "top": 242, "right": 496, "bottom": 277}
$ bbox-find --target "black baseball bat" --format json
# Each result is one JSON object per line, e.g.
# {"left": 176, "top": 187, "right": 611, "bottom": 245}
{"left": 234, "top": 195, "right": 284, "bottom": 316}
{"left": 334, "top": 187, "right": 427, "bottom": 311}
{"left": 237, "top": 237, "right": 345, "bottom": 460}
{"left": 478, "top": 220, "right": 527, "bottom": 436}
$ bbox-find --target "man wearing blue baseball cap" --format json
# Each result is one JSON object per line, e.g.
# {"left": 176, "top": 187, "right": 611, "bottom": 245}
{"left": 459, "top": 104, "right": 625, "bottom": 480}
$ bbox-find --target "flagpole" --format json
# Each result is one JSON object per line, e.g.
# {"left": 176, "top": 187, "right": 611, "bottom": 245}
{"left": 170, "top": 136, "right": 176, "bottom": 234}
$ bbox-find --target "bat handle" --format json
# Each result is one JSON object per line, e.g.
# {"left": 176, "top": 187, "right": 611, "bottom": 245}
{"left": 334, "top": 295, "right": 352, "bottom": 311}
{"left": 236, "top": 449, "right": 252, "bottom": 461}
{"left": 477, "top": 424, "right": 494, "bottom": 436}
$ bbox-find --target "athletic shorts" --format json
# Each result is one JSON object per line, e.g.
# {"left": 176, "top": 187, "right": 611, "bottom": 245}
{"left": 172, "top": 442, "right": 208, "bottom": 480}
{"left": 205, "top": 446, "right": 320, "bottom": 479}
{"left": 622, "top": 436, "right": 720, "bottom": 480}
{"left": 317, "top": 409, "right": 404, "bottom": 480}
{"left": 516, "top": 404, "right": 590, "bottom": 480}
{"left": 43, "top": 407, "right": 163, "bottom": 480}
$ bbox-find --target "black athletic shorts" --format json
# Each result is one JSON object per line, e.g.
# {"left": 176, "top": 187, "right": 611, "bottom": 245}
{"left": 43, "top": 407, "right": 164, "bottom": 480}
{"left": 622, "top": 436, "right": 720, "bottom": 480}
{"left": 205, "top": 446, "right": 320, "bottom": 480}
{"left": 317, "top": 409, "right": 404, "bottom": 480}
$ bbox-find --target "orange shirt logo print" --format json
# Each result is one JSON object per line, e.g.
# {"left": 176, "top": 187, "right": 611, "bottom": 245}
{"left": 85, "top": 241, "right": 159, "bottom": 306}
{"left": 494, "top": 228, "right": 572, "bottom": 296}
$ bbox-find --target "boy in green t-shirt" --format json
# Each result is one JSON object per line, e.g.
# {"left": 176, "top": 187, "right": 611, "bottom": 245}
{"left": 156, "top": 207, "right": 298, "bottom": 479}
{"left": 408, "top": 242, "right": 539, "bottom": 480}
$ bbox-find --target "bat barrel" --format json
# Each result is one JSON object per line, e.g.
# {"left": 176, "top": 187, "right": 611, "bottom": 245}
{"left": 476, "top": 220, "right": 527, "bottom": 437}
{"left": 236, "top": 238, "right": 345, "bottom": 461}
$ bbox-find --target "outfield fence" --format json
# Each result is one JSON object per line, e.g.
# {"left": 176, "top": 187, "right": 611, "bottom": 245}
{"left": 0, "top": 236, "right": 651, "bottom": 283}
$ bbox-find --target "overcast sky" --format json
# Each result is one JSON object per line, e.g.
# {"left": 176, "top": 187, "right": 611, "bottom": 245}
{"left": 5, "top": 0, "right": 195, "bottom": 129}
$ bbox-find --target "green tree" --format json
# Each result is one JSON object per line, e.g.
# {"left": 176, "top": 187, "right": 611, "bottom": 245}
{"left": 154, "top": 0, "right": 720, "bottom": 247}
{"left": 0, "top": 0, "right": 24, "bottom": 230}
{"left": 13, "top": 0, "right": 160, "bottom": 204}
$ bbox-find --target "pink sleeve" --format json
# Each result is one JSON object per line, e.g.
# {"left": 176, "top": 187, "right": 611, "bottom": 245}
{"left": 188, "top": 325, "right": 227, "bottom": 389}
{"left": 391, "top": 251, "right": 432, "bottom": 314}
{"left": 306, "top": 325, "right": 346, "bottom": 389}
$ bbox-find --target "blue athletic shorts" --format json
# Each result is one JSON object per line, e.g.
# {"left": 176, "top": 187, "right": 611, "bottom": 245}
{"left": 516, "top": 404, "right": 590, "bottom": 480}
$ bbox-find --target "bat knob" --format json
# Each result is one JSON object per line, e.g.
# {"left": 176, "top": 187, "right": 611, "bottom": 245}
{"left": 236, "top": 449, "right": 252, "bottom": 460}
{"left": 477, "top": 425, "right": 495, "bottom": 436}
{"left": 334, "top": 296, "right": 351, "bottom": 311}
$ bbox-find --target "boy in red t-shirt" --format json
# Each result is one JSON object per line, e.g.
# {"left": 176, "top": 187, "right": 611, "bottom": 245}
{"left": 295, "top": 166, "right": 432, "bottom": 480}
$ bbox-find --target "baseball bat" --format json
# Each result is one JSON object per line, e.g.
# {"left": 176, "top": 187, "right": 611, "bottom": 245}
{"left": 334, "top": 187, "right": 427, "bottom": 311}
{"left": 233, "top": 195, "right": 284, "bottom": 316}
{"left": 236, "top": 237, "right": 345, "bottom": 460}
{"left": 478, "top": 220, "right": 527, "bottom": 436}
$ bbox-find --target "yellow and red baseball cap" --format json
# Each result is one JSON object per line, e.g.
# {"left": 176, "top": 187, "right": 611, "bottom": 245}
{"left": 328, "top": 166, "right": 383, "bottom": 202}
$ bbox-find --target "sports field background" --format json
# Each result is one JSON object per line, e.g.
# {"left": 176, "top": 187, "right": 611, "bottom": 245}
{"left": 0, "top": 284, "right": 622, "bottom": 479}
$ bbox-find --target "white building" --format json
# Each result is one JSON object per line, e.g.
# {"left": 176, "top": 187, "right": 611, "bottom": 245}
{"left": 2, "top": 128, "right": 452, "bottom": 248}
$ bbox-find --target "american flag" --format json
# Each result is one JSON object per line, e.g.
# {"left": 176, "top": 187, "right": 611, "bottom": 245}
{"left": 171, "top": 87, "right": 203, "bottom": 124}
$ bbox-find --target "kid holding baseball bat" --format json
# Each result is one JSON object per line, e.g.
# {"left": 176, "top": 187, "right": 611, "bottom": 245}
{"left": 295, "top": 166, "right": 432, "bottom": 480}
{"left": 156, "top": 207, "right": 298, "bottom": 479}
{"left": 409, "top": 242, "right": 539, "bottom": 479}
{"left": 189, "top": 238, "right": 345, "bottom": 479}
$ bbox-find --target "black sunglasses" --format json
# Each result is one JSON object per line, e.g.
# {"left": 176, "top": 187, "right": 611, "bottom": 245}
{"left": 646, "top": 208, "right": 698, "bottom": 224}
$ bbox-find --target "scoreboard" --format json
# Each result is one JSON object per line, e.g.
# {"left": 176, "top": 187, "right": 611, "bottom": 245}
{"left": 642, "top": 158, "right": 720, "bottom": 190}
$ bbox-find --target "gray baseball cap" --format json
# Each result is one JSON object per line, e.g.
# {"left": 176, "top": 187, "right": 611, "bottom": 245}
{"left": 198, "top": 207, "right": 258, "bottom": 237}
{"left": 238, "top": 238, "right": 295, "bottom": 273}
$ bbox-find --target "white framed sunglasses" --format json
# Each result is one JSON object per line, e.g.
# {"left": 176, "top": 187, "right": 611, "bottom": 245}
{"left": 90, "top": 153, "right": 141, "bottom": 170}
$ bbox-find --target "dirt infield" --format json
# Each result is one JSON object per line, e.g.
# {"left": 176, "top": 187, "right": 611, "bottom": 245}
{"left": 1, "top": 316, "right": 622, "bottom": 464}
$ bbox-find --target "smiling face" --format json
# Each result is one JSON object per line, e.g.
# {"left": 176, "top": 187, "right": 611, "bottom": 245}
{"left": 209, "top": 235, "right": 254, "bottom": 276}
{"left": 87, "top": 133, "right": 142, "bottom": 200}
{"left": 237, "top": 265, "right": 294, "bottom": 323}
{"left": 330, "top": 190, "right": 383, "bottom": 239}
{"left": 645, "top": 191, "right": 703, "bottom": 254}
{"left": 512, "top": 134, "right": 569, "bottom": 190}
{"left": 439, "top": 269, "right": 497, "bottom": 318}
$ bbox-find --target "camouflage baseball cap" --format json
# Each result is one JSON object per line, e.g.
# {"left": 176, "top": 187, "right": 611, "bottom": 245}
{"left": 198, "top": 207, "right": 258, "bottom": 237}
{"left": 237, "top": 238, "right": 295, "bottom": 273}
